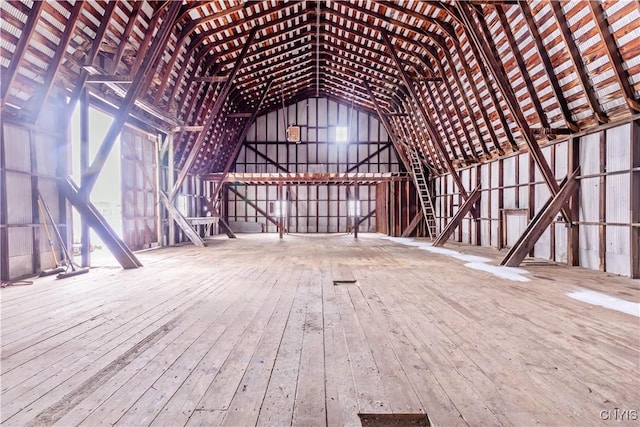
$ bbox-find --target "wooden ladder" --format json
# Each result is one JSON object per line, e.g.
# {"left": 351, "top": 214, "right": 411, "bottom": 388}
{"left": 407, "top": 147, "right": 437, "bottom": 239}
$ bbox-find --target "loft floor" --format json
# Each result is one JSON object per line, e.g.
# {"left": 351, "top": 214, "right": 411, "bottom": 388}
{"left": 1, "top": 234, "right": 638, "bottom": 426}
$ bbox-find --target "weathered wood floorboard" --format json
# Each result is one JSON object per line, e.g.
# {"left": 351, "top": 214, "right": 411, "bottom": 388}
{"left": 1, "top": 234, "right": 638, "bottom": 426}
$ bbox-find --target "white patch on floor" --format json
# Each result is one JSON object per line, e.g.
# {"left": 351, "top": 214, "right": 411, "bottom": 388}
{"left": 567, "top": 289, "right": 640, "bottom": 317}
{"left": 386, "top": 237, "right": 530, "bottom": 282}
{"left": 463, "top": 262, "right": 531, "bottom": 282}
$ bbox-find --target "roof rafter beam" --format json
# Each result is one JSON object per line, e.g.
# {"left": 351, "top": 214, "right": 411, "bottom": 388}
{"left": 493, "top": 6, "right": 553, "bottom": 136}
{"left": 549, "top": 0, "right": 608, "bottom": 124}
{"left": 80, "top": 2, "right": 182, "bottom": 196}
{"left": 458, "top": 1, "right": 573, "bottom": 222}
{"left": 169, "top": 27, "right": 258, "bottom": 203}
{"left": 1, "top": 1, "right": 45, "bottom": 104}
{"left": 586, "top": 0, "right": 640, "bottom": 112}
{"left": 518, "top": 2, "right": 579, "bottom": 132}
{"left": 381, "top": 30, "right": 473, "bottom": 203}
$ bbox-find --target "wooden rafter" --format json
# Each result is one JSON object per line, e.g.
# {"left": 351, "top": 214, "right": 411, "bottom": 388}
{"left": 81, "top": 2, "right": 182, "bottom": 195}
{"left": 549, "top": 0, "right": 608, "bottom": 124}
{"left": 169, "top": 27, "right": 258, "bottom": 203}
{"left": 1, "top": 1, "right": 44, "bottom": 104}
{"left": 381, "top": 30, "right": 473, "bottom": 204}
{"left": 457, "top": 2, "right": 572, "bottom": 222}
{"left": 518, "top": 2, "right": 579, "bottom": 132}
{"left": 586, "top": 0, "right": 640, "bottom": 112}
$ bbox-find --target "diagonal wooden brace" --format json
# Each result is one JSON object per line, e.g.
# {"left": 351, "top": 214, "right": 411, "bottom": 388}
{"left": 58, "top": 176, "right": 141, "bottom": 269}
{"left": 159, "top": 192, "right": 206, "bottom": 248}
{"left": 401, "top": 211, "right": 424, "bottom": 238}
{"left": 228, "top": 186, "right": 283, "bottom": 230}
{"left": 432, "top": 185, "right": 481, "bottom": 247}
{"left": 500, "top": 167, "right": 581, "bottom": 267}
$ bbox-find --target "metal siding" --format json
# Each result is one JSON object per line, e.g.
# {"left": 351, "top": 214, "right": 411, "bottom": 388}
{"left": 606, "top": 123, "right": 631, "bottom": 172}
{"left": 3, "top": 124, "right": 30, "bottom": 172}
{"left": 606, "top": 173, "right": 630, "bottom": 223}
{"left": 555, "top": 225, "right": 568, "bottom": 263}
{"left": 555, "top": 141, "right": 568, "bottom": 178}
{"left": 579, "top": 225, "right": 600, "bottom": 270}
{"left": 606, "top": 225, "right": 630, "bottom": 276}
{"left": 6, "top": 172, "right": 31, "bottom": 224}
{"left": 503, "top": 156, "right": 516, "bottom": 186}
{"left": 579, "top": 177, "right": 599, "bottom": 222}
{"left": 579, "top": 132, "right": 600, "bottom": 175}
{"left": 8, "top": 228, "right": 33, "bottom": 278}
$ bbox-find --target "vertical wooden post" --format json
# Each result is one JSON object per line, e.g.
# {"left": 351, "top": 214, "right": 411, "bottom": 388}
{"left": 567, "top": 135, "right": 581, "bottom": 266}
{"left": 278, "top": 183, "right": 284, "bottom": 239}
{"left": 630, "top": 119, "right": 640, "bottom": 278}
{"left": 29, "top": 130, "right": 41, "bottom": 274}
{"left": 497, "top": 158, "right": 504, "bottom": 249}
{"left": 598, "top": 130, "right": 607, "bottom": 271}
{"left": 80, "top": 89, "right": 90, "bottom": 267}
{"left": 0, "top": 121, "right": 8, "bottom": 280}
{"left": 354, "top": 183, "right": 359, "bottom": 239}
{"left": 167, "top": 134, "right": 176, "bottom": 246}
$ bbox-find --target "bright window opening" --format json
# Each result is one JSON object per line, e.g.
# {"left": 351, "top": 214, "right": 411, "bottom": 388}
{"left": 335, "top": 126, "right": 349, "bottom": 143}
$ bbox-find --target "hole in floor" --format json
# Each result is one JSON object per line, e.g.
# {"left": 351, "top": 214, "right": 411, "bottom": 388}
{"left": 333, "top": 280, "right": 358, "bottom": 286}
{"left": 358, "top": 413, "right": 430, "bottom": 427}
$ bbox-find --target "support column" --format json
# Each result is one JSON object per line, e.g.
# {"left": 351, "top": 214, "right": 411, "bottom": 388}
{"left": 354, "top": 183, "right": 359, "bottom": 239}
{"left": 631, "top": 119, "right": 640, "bottom": 278}
{"left": 80, "top": 89, "right": 90, "bottom": 267}
{"left": 278, "top": 183, "right": 284, "bottom": 240}
{"left": 167, "top": 134, "right": 176, "bottom": 246}
{"left": 567, "top": 136, "right": 581, "bottom": 266}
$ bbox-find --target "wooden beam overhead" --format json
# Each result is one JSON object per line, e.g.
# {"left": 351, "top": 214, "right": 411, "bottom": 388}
{"left": 457, "top": 2, "right": 573, "bottom": 222}
{"left": 1, "top": 1, "right": 44, "bottom": 104}
{"left": 211, "top": 79, "right": 274, "bottom": 203}
{"left": 586, "top": 0, "right": 640, "bottom": 113}
{"left": 548, "top": 0, "right": 608, "bottom": 124}
{"left": 380, "top": 30, "right": 473, "bottom": 203}
{"left": 518, "top": 2, "right": 579, "bottom": 132}
{"left": 193, "top": 76, "right": 229, "bottom": 83}
{"left": 80, "top": 2, "right": 182, "bottom": 195}
{"left": 170, "top": 27, "right": 258, "bottom": 203}
{"left": 86, "top": 75, "right": 135, "bottom": 83}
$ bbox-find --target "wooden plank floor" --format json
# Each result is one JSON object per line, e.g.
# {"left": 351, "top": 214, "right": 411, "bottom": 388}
{"left": 2, "top": 234, "right": 639, "bottom": 426}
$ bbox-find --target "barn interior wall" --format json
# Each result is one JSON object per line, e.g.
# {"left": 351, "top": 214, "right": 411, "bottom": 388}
{"left": 226, "top": 97, "right": 401, "bottom": 233}
{"left": 434, "top": 118, "right": 640, "bottom": 278}
{"left": 1, "top": 108, "right": 68, "bottom": 281}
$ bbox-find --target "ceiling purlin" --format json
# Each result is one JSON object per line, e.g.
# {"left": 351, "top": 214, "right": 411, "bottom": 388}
{"left": 518, "top": 2, "right": 578, "bottom": 132}
{"left": 493, "top": 6, "right": 552, "bottom": 137}
{"left": 414, "top": 45, "right": 479, "bottom": 160}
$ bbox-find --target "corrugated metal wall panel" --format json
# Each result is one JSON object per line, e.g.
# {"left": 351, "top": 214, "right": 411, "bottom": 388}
{"left": 579, "top": 224, "right": 600, "bottom": 270}
{"left": 606, "top": 124, "right": 631, "bottom": 172}
{"left": 579, "top": 177, "right": 599, "bottom": 222}
{"left": 606, "top": 173, "right": 630, "bottom": 223}
{"left": 3, "top": 125, "right": 30, "bottom": 172}
{"left": 579, "top": 133, "right": 600, "bottom": 175}
{"left": 606, "top": 225, "right": 630, "bottom": 276}
{"left": 5, "top": 172, "right": 31, "bottom": 224}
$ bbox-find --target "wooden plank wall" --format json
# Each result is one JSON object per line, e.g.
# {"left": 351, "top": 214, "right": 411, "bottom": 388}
{"left": 227, "top": 97, "right": 402, "bottom": 233}
{"left": 434, "top": 118, "right": 640, "bottom": 278}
